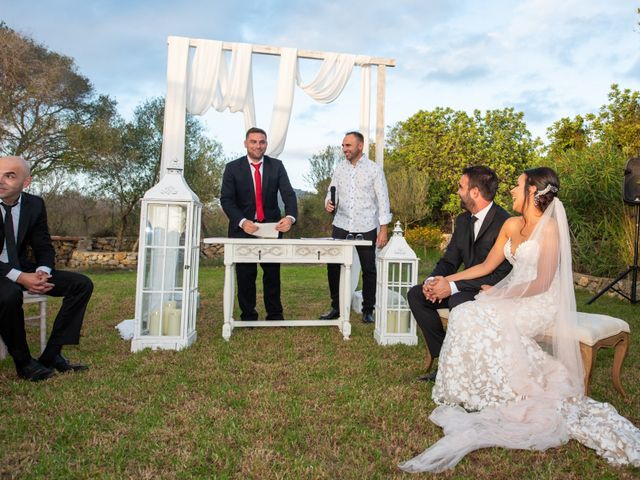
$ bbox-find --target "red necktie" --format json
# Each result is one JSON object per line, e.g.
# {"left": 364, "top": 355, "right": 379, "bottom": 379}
{"left": 251, "top": 162, "right": 264, "bottom": 222}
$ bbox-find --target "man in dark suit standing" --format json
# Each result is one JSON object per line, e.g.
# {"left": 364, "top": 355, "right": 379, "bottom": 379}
{"left": 0, "top": 156, "right": 93, "bottom": 381}
{"left": 220, "top": 128, "right": 298, "bottom": 321}
{"left": 408, "top": 165, "right": 511, "bottom": 381}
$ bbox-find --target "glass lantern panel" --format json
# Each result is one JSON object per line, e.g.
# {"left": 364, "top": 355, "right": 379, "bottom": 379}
{"left": 145, "top": 204, "right": 168, "bottom": 246}
{"left": 388, "top": 263, "right": 399, "bottom": 284}
{"left": 143, "top": 247, "right": 165, "bottom": 290}
{"left": 141, "top": 292, "right": 163, "bottom": 336}
{"left": 160, "top": 293, "right": 182, "bottom": 336}
{"left": 163, "top": 247, "right": 185, "bottom": 290}
{"left": 386, "top": 309, "right": 412, "bottom": 334}
{"left": 401, "top": 263, "right": 413, "bottom": 283}
{"left": 190, "top": 246, "right": 199, "bottom": 285}
{"left": 166, "top": 205, "right": 187, "bottom": 247}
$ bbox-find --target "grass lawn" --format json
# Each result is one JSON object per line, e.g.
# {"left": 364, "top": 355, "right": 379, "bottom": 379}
{"left": 0, "top": 259, "right": 638, "bottom": 479}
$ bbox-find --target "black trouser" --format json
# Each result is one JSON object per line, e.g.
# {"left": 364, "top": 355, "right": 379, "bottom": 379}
{"left": 0, "top": 270, "right": 93, "bottom": 368}
{"left": 236, "top": 263, "right": 283, "bottom": 320}
{"left": 327, "top": 226, "right": 377, "bottom": 314}
{"left": 407, "top": 283, "right": 476, "bottom": 358}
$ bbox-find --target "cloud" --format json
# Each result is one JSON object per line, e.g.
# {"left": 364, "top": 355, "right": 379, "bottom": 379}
{"left": 423, "top": 64, "right": 491, "bottom": 83}
{"left": 505, "top": 88, "right": 560, "bottom": 124}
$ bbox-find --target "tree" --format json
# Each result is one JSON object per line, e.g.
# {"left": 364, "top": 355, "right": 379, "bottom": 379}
{"left": 385, "top": 164, "right": 431, "bottom": 228}
{"left": 296, "top": 145, "right": 342, "bottom": 238}
{"left": 547, "top": 85, "right": 640, "bottom": 159}
{"left": 386, "top": 107, "right": 540, "bottom": 224}
{"left": 304, "top": 145, "right": 342, "bottom": 193}
{"left": 0, "top": 23, "right": 95, "bottom": 175}
{"left": 545, "top": 115, "right": 593, "bottom": 157}
{"left": 69, "top": 97, "right": 225, "bottom": 248}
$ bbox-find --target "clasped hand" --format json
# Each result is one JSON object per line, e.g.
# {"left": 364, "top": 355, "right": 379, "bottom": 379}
{"left": 422, "top": 276, "right": 450, "bottom": 302}
{"left": 17, "top": 270, "right": 54, "bottom": 294}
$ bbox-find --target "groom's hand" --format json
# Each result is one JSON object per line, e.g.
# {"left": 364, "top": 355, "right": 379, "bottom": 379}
{"left": 428, "top": 276, "right": 451, "bottom": 301}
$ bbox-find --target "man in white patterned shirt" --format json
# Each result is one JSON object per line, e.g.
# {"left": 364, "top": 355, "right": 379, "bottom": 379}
{"left": 320, "top": 131, "right": 392, "bottom": 323}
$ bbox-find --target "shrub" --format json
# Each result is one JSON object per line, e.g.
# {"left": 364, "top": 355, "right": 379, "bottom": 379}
{"left": 404, "top": 225, "right": 444, "bottom": 257}
{"left": 549, "top": 142, "right": 632, "bottom": 276}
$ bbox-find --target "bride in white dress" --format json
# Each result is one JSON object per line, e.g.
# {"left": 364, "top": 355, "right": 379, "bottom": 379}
{"left": 399, "top": 167, "right": 640, "bottom": 473}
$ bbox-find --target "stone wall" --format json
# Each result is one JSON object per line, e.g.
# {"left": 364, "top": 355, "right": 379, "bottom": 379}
{"left": 573, "top": 272, "right": 638, "bottom": 301}
{"left": 51, "top": 236, "right": 83, "bottom": 267}
{"left": 91, "top": 237, "right": 137, "bottom": 252}
{"left": 50, "top": 236, "right": 224, "bottom": 270}
{"left": 201, "top": 243, "right": 224, "bottom": 259}
{"left": 68, "top": 251, "right": 138, "bottom": 270}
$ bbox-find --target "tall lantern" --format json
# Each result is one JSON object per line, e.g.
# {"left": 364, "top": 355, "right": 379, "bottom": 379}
{"left": 374, "top": 221, "right": 419, "bottom": 346}
{"left": 131, "top": 169, "right": 202, "bottom": 352}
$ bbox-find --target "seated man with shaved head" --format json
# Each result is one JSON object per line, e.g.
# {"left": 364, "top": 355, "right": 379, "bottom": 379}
{"left": 0, "top": 156, "right": 93, "bottom": 381}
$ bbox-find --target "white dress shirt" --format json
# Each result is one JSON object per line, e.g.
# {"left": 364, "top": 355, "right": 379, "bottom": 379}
{"left": 325, "top": 154, "right": 392, "bottom": 233}
{"left": 239, "top": 157, "right": 296, "bottom": 228}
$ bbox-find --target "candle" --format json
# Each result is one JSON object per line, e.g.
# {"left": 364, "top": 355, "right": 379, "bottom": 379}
{"left": 166, "top": 308, "right": 181, "bottom": 336}
{"left": 387, "top": 310, "right": 399, "bottom": 334}
{"left": 399, "top": 310, "right": 411, "bottom": 333}
{"left": 149, "top": 309, "right": 161, "bottom": 336}
{"left": 387, "top": 310, "right": 411, "bottom": 334}
{"left": 162, "top": 301, "right": 177, "bottom": 335}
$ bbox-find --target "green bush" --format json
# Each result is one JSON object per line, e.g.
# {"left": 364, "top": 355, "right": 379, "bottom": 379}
{"left": 404, "top": 225, "right": 444, "bottom": 257}
{"left": 549, "top": 142, "right": 632, "bottom": 276}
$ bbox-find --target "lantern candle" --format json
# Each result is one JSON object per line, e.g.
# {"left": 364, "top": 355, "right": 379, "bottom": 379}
{"left": 149, "top": 309, "right": 162, "bottom": 336}
{"left": 166, "top": 308, "right": 181, "bottom": 336}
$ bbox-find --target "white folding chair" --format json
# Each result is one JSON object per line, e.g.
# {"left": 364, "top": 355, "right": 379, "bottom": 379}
{"left": 0, "top": 292, "right": 48, "bottom": 360}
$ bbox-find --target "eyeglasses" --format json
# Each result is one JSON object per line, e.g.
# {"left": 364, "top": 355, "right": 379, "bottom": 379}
{"left": 345, "top": 234, "right": 364, "bottom": 240}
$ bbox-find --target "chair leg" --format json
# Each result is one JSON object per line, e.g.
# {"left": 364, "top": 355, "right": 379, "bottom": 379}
{"left": 579, "top": 343, "right": 596, "bottom": 396}
{"left": 611, "top": 333, "right": 629, "bottom": 397}
{"left": 39, "top": 300, "right": 47, "bottom": 354}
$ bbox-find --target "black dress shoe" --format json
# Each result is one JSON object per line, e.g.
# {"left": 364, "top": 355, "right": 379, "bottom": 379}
{"left": 362, "top": 312, "right": 374, "bottom": 323}
{"left": 17, "top": 359, "right": 54, "bottom": 382}
{"left": 41, "top": 354, "right": 89, "bottom": 373}
{"left": 319, "top": 308, "right": 340, "bottom": 320}
{"left": 417, "top": 370, "right": 438, "bottom": 382}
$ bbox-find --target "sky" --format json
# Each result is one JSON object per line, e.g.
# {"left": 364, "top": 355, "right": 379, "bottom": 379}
{"left": 2, "top": 0, "right": 639, "bottom": 190}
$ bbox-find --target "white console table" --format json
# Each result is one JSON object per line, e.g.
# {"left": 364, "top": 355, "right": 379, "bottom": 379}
{"left": 203, "top": 238, "right": 370, "bottom": 341}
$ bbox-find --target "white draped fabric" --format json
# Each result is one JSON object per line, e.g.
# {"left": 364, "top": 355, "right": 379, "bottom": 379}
{"left": 186, "top": 41, "right": 255, "bottom": 131}
{"left": 296, "top": 53, "right": 356, "bottom": 103}
{"left": 172, "top": 38, "right": 373, "bottom": 158}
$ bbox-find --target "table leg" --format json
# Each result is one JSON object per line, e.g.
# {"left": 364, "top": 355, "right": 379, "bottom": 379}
{"left": 341, "top": 263, "right": 352, "bottom": 340}
{"left": 222, "top": 263, "right": 234, "bottom": 341}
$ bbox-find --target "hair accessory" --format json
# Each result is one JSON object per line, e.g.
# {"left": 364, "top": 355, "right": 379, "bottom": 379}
{"left": 534, "top": 184, "right": 558, "bottom": 205}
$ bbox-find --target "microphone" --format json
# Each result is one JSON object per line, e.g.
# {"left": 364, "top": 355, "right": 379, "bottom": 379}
{"left": 330, "top": 186, "right": 336, "bottom": 214}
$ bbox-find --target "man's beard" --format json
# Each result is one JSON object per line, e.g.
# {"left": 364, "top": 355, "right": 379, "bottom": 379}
{"left": 459, "top": 195, "right": 475, "bottom": 212}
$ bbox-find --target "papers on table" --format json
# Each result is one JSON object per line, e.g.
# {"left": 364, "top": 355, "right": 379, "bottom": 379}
{"left": 254, "top": 222, "right": 279, "bottom": 238}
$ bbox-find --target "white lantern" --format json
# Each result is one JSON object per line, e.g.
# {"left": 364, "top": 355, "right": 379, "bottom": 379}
{"left": 131, "top": 169, "right": 201, "bottom": 352}
{"left": 374, "top": 221, "right": 419, "bottom": 345}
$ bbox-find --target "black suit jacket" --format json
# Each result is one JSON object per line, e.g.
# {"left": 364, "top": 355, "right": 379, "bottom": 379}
{"left": 220, "top": 155, "right": 298, "bottom": 238}
{"left": 430, "top": 203, "right": 511, "bottom": 293}
{"left": 0, "top": 192, "right": 55, "bottom": 277}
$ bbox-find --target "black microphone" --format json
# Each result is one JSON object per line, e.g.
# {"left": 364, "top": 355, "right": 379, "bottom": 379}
{"left": 330, "top": 186, "right": 336, "bottom": 213}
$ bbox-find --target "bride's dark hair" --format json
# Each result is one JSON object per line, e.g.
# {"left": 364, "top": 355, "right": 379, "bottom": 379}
{"left": 523, "top": 167, "right": 560, "bottom": 213}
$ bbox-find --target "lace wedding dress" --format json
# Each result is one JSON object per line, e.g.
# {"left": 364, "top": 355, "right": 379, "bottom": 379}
{"left": 399, "top": 200, "right": 640, "bottom": 473}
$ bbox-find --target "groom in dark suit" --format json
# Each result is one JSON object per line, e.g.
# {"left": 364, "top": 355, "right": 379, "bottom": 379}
{"left": 408, "top": 165, "right": 511, "bottom": 381}
{"left": 0, "top": 156, "right": 93, "bottom": 381}
{"left": 220, "top": 128, "right": 298, "bottom": 320}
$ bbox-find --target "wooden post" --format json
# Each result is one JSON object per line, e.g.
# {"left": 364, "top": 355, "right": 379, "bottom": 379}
{"left": 375, "top": 64, "right": 386, "bottom": 166}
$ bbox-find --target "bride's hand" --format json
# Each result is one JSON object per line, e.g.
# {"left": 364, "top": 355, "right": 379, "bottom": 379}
{"left": 480, "top": 284, "right": 492, "bottom": 292}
